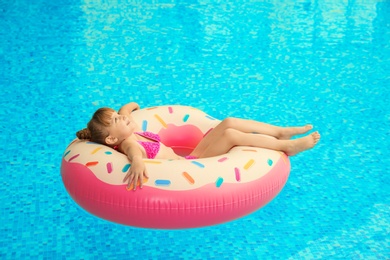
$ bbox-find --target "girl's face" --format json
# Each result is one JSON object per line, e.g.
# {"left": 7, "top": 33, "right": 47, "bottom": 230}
{"left": 105, "top": 112, "right": 135, "bottom": 145}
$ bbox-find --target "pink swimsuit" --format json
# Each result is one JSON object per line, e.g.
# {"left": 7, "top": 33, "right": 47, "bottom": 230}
{"left": 135, "top": 132, "right": 161, "bottom": 159}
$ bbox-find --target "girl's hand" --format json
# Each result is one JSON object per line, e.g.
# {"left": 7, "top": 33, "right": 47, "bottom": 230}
{"left": 123, "top": 158, "right": 149, "bottom": 190}
{"left": 118, "top": 102, "right": 140, "bottom": 117}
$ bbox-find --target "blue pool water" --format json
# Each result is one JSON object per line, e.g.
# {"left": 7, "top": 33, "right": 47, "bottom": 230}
{"left": 1, "top": 0, "right": 389, "bottom": 259}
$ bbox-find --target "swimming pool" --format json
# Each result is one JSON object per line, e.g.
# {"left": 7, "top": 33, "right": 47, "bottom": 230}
{"left": 1, "top": 0, "right": 389, "bottom": 258}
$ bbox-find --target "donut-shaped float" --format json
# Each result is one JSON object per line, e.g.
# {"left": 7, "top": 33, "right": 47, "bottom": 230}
{"left": 61, "top": 105, "right": 290, "bottom": 229}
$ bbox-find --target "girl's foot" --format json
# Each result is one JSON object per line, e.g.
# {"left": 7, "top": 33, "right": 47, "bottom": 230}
{"left": 279, "top": 125, "right": 313, "bottom": 140}
{"left": 285, "top": 131, "right": 320, "bottom": 156}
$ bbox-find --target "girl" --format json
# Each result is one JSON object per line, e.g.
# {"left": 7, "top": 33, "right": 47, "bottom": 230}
{"left": 77, "top": 102, "right": 320, "bottom": 190}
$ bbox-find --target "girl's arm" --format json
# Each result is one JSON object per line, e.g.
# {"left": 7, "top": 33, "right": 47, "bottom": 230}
{"left": 118, "top": 102, "right": 140, "bottom": 117}
{"left": 121, "top": 139, "right": 148, "bottom": 190}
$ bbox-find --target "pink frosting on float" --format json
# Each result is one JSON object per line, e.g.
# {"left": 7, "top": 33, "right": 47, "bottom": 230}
{"left": 61, "top": 156, "right": 289, "bottom": 229}
{"left": 158, "top": 124, "right": 204, "bottom": 156}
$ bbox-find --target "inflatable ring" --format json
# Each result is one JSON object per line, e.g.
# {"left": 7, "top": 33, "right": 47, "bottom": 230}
{"left": 61, "top": 105, "right": 290, "bottom": 229}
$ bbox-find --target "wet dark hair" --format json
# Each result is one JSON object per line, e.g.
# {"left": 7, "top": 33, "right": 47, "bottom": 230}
{"left": 76, "top": 107, "right": 115, "bottom": 144}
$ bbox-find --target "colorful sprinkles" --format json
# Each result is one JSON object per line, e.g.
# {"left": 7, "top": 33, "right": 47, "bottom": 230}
{"left": 243, "top": 159, "right": 255, "bottom": 170}
{"left": 144, "top": 160, "right": 162, "bottom": 164}
{"left": 218, "top": 157, "right": 228, "bottom": 162}
{"left": 183, "top": 114, "right": 190, "bottom": 122}
{"left": 63, "top": 150, "right": 71, "bottom": 158}
{"left": 267, "top": 159, "right": 273, "bottom": 166}
{"left": 154, "top": 114, "right": 167, "bottom": 128}
{"left": 142, "top": 120, "right": 148, "bottom": 131}
{"left": 106, "top": 162, "right": 113, "bottom": 174}
{"left": 191, "top": 161, "right": 205, "bottom": 168}
{"left": 234, "top": 168, "right": 241, "bottom": 182}
{"left": 242, "top": 149, "right": 257, "bottom": 152}
{"left": 126, "top": 177, "right": 149, "bottom": 191}
{"left": 91, "top": 147, "right": 102, "bottom": 154}
{"left": 86, "top": 161, "right": 98, "bottom": 167}
{"left": 122, "top": 164, "right": 131, "bottom": 172}
{"left": 155, "top": 180, "right": 171, "bottom": 186}
{"left": 215, "top": 177, "right": 224, "bottom": 188}
{"left": 69, "top": 154, "right": 80, "bottom": 162}
{"left": 182, "top": 172, "right": 195, "bottom": 184}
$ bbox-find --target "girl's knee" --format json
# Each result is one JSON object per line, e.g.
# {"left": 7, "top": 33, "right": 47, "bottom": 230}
{"left": 222, "top": 128, "right": 240, "bottom": 145}
{"left": 221, "top": 117, "right": 238, "bottom": 129}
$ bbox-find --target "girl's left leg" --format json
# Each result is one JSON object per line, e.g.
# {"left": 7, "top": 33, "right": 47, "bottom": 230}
{"left": 219, "top": 118, "right": 312, "bottom": 140}
{"left": 191, "top": 128, "right": 320, "bottom": 158}
{"left": 190, "top": 118, "right": 312, "bottom": 157}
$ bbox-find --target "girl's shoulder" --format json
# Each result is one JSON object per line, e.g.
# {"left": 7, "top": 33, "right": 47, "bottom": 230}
{"left": 117, "top": 135, "right": 139, "bottom": 153}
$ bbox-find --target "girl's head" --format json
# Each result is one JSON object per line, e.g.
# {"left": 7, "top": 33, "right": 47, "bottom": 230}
{"left": 76, "top": 107, "right": 116, "bottom": 145}
{"left": 76, "top": 107, "right": 135, "bottom": 146}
